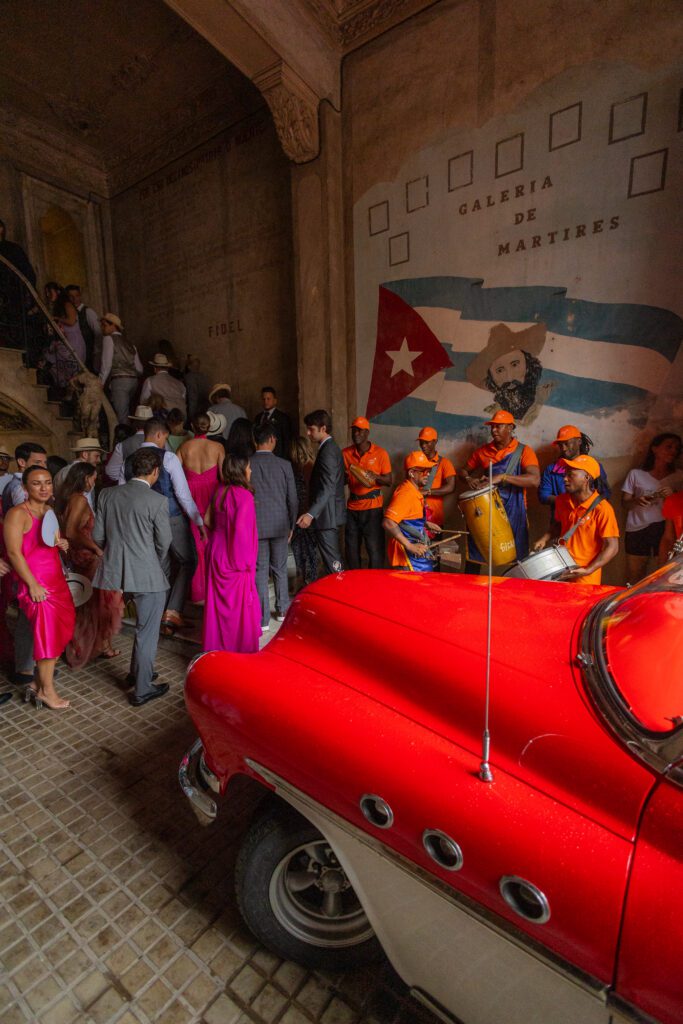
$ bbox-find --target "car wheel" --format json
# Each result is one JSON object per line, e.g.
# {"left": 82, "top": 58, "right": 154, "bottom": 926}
{"left": 235, "top": 803, "right": 383, "bottom": 969}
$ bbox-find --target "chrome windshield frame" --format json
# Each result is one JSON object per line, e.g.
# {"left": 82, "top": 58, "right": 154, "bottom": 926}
{"left": 578, "top": 556, "right": 683, "bottom": 785}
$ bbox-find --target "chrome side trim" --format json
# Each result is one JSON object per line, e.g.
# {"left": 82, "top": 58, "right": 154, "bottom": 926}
{"left": 245, "top": 758, "right": 609, "bottom": 1002}
{"left": 410, "top": 987, "right": 462, "bottom": 1023}
{"left": 179, "top": 739, "right": 217, "bottom": 826}
{"left": 606, "top": 992, "right": 662, "bottom": 1024}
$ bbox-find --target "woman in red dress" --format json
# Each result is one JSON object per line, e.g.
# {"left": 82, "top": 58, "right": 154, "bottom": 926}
{"left": 3, "top": 466, "right": 75, "bottom": 709}
{"left": 57, "top": 463, "right": 124, "bottom": 668}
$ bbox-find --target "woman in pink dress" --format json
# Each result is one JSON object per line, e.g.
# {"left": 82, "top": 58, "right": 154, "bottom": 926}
{"left": 177, "top": 413, "right": 224, "bottom": 603}
{"left": 3, "top": 465, "right": 75, "bottom": 709}
{"left": 57, "top": 463, "right": 124, "bottom": 668}
{"left": 203, "top": 453, "right": 260, "bottom": 653}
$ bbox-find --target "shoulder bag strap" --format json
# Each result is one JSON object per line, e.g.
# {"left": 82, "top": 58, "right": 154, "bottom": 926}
{"left": 560, "top": 494, "right": 604, "bottom": 543}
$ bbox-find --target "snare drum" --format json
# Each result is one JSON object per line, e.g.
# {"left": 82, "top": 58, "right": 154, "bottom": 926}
{"left": 458, "top": 485, "right": 516, "bottom": 567}
{"left": 503, "top": 545, "right": 577, "bottom": 581}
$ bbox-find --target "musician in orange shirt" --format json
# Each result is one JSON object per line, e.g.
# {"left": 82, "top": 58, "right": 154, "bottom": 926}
{"left": 417, "top": 427, "right": 456, "bottom": 528}
{"left": 534, "top": 455, "right": 619, "bottom": 585}
{"left": 383, "top": 451, "right": 440, "bottom": 572}
{"left": 659, "top": 491, "right": 683, "bottom": 564}
{"left": 342, "top": 417, "right": 392, "bottom": 569}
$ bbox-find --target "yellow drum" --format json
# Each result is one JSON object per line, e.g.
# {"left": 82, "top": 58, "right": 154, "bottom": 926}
{"left": 458, "top": 485, "right": 517, "bottom": 567}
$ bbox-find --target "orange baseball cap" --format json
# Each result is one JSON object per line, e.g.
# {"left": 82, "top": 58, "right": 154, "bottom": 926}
{"left": 484, "top": 410, "right": 515, "bottom": 426}
{"left": 404, "top": 450, "right": 432, "bottom": 471}
{"left": 417, "top": 426, "right": 438, "bottom": 441}
{"left": 351, "top": 416, "right": 370, "bottom": 430}
{"left": 553, "top": 425, "right": 581, "bottom": 444}
{"left": 561, "top": 455, "right": 600, "bottom": 479}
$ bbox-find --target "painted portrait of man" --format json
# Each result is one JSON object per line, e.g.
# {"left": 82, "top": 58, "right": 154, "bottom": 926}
{"left": 466, "top": 321, "right": 553, "bottom": 424}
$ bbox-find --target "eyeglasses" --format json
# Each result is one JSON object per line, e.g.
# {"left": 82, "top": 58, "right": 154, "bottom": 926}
{"left": 101, "top": 318, "right": 115, "bottom": 326}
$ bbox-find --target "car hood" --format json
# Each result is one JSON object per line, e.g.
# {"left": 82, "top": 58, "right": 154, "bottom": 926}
{"left": 266, "top": 571, "right": 653, "bottom": 836}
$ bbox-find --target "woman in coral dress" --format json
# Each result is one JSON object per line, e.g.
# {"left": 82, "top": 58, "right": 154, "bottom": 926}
{"left": 202, "top": 454, "right": 260, "bottom": 654}
{"left": 177, "top": 413, "right": 223, "bottom": 603}
{"left": 3, "top": 466, "right": 75, "bottom": 709}
{"left": 57, "top": 463, "right": 124, "bottom": 668}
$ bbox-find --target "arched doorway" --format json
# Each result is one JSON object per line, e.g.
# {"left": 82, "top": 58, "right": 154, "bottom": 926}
{"left": 39, "top": 205, "right": 88, "bottom": 291}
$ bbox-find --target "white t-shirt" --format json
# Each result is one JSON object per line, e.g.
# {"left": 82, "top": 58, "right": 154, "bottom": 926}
{"left": 622, "top": 468, "right": 683, "bottom": 531}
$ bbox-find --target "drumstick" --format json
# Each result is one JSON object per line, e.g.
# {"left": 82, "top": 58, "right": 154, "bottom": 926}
{"left": 427, "top": 532, "right": 467, "bottom": 550}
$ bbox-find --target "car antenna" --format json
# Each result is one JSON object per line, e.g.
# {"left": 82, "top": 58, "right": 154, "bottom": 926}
{"left": 479, "top": 459, "right": 494, "bottom": 784}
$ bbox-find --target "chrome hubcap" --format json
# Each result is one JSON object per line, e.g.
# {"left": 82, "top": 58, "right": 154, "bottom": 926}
{"left": 269, "top": 840, "right": 374, "bottom": 948}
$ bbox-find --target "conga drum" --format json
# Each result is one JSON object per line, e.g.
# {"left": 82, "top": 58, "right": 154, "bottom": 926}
{"left": 458, "top": 485, "right": 516, "bottom": 568}
{"left": 503, "top": 546, "right": 577, "bottom": 581}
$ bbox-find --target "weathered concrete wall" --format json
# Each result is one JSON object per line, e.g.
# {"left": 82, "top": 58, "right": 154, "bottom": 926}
{"left": 344, "top": 0, "right": 683, "bottom": 582}
{"left": 110, "top": 112, "right": 297, "bottom": 421}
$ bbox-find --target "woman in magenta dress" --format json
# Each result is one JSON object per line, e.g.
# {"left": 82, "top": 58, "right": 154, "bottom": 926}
{"left": 57, "top": 463, "right": 124, "bottom": 668}
{"left": 203, "top": 453, "right": 260, "bottom": 653}
{"left": 177, "top": 413, "right": 223, "bottom": 603}
{"left": 3, "top": 465, "right": 75, "bottom": 709}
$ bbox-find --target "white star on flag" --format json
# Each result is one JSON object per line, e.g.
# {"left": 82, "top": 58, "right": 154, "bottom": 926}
{"left": 386, "top": 338, "right": 422, "bottom": 377}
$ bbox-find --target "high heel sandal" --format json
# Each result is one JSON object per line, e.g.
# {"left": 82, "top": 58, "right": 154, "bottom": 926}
{"left": 29, "top": 690, "right": 70, "bottom": 710}
{"left": 22, "top": 683, "right": 37, "bottom": 703}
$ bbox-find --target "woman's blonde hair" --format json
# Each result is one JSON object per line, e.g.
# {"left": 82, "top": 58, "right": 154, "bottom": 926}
{"left": 290, "top": 436, "right": 313, "bottom": 469}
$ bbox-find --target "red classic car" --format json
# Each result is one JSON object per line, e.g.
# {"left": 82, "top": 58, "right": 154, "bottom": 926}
{"left": 180, "top": 556, "right": 683, "bottom": 1024}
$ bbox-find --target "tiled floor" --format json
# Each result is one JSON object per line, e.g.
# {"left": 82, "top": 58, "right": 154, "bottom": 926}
{"left": 0, "top": 630, "right": 436, "bottom": 1024}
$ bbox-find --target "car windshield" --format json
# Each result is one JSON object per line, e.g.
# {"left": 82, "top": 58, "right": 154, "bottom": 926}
{"left": 582, "top": 556, "right": 683, "bottom": 772}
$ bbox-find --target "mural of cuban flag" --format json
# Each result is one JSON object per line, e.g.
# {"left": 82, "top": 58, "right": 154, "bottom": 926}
{"left": 365, "top": 276, "right": 683, "bottom": 458}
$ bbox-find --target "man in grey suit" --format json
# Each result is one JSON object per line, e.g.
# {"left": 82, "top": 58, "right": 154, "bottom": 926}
{"left": 251, "top": 422, "right": 298, "bottom": 630}
{"left": 297, "top": 409, "right": 346, "bottom": 575}
{"left": 93, "top": 448, "right": 172, "bottom": 707}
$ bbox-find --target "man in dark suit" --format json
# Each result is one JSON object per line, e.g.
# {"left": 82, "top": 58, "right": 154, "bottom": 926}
{"left": 253, "top": 386, "right": 292, "bottom": 459}
{"left": 93, "top": 448, "right": 172, "bottom": 707}
{"left": 296, "top": 409, "right": 346, "bottom": 575}
{"left": 251, "top": 422, "right": 298, "bottom": 630}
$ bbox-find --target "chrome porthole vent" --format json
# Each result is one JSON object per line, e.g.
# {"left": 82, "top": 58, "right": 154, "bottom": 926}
{"left": 499, "top": 876, "right": 551, "bottom": 924}
{"left": 422, "top": 829, "right": 463, "bottom": 871}
{"left": 359, "top": 794, "right": 394, "bottom": 829}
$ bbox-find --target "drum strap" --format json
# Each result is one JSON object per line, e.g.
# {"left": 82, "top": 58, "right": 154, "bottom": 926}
{"left": 425, "top": 457, "right": 441, "bottom": 490}
{"left": 349, "top": 489, "right": 381, "bottom": 504}
{"left": 561, "top": 494, "right": 604, "bottom": 543}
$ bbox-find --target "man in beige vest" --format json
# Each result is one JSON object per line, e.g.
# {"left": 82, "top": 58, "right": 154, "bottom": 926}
{"left": 140, "top": 353, "right": 187, "bottom": 418}
{"left": 99, "top": 313, "right": 142, "bottom": 424}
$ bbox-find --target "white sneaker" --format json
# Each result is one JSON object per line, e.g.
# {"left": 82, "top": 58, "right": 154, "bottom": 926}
{"left": 261, "top": 623, "right": 270, "bottom": 633}
{"left": 275, "top": 614, "right": 286, "bottom": 622}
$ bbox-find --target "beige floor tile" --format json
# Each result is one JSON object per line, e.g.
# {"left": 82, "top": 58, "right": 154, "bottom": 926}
{"left": 203, "top": 992, "right": 243, "bottom": 1024}
{"left": 0, "top": 635, "right": 434, "bottom": 1024}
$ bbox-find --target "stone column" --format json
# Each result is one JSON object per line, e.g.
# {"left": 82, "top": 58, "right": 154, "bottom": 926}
{"left": 290, "top": 102, "right": 349, "bottom": 434}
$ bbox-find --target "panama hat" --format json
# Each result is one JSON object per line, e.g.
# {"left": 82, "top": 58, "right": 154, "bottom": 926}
{"left": 129, "top": 405, "right": 154, "bottom": 421}
{"left": 149, "top": 353, "right": 173, "bottom": 368}
{"left": 101, "top": 313, "right": 123, "bottom": 330}
{"left": 70, "top": 437, "right": 105, "bottom": 453}
{"left": 207, "top": 411, "right": 227, "bottom": 435}
{"left": 208, "top": 383, "right": 232, "bottom": 403}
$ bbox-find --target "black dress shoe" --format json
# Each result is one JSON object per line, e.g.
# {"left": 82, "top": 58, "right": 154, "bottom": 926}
{"left": 125, "top": 671, "right": 158, "bottom": 688}
{"left": 12, "top": 672, "right": 34, "bottom": 685}
{"left": 0, "top": 692, "right": 13, "bottom": 706}
{"left": 128, "top": 683, "right": 169, "bottom": 707}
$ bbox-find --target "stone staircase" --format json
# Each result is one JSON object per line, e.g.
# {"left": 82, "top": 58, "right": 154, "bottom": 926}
{"left": 1, "top": 346, "right": 81, "bottom": 459}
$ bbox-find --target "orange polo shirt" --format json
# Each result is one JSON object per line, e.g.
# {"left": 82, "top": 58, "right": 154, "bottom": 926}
{"left": 662, "top": 492, "right": 683, "bottom": 537}
{"left": 424, "top": 453, "right": 456, "bottom": 526}
{"left": 384, "top": 479, "right": 425, "bottom": 568}
{"left": 554, "top": 491, "right": 620, "bottom": 585}
{"left": 466, "top": 438, "right": 538, "bottom": 507}
{"left": 343, "top": 442, "right": 391, "bottom": 511}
